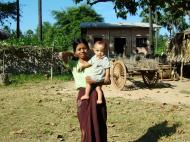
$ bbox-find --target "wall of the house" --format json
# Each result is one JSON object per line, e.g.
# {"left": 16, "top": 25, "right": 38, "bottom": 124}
{"left": 84, "top": 27, "right": 149, "bottom": 58}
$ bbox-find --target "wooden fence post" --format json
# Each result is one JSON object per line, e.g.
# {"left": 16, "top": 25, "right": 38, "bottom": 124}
{"left": 50, "top": 42, "right": 54, "bottom": 80}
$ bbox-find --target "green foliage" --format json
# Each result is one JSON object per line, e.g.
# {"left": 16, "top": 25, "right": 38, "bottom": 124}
{"left": 50, "top": 5, "right": 104, "bottom": 51}
{"left": 0, "top": 1, "right": 17, "bottom": 25}
{"left": 1, "top": 5, "right": 104, "bottom": 50}
{"left": 0, "top": 31, "right": 39, "bottom": 47}
{"left": 154, "top": 35, "right": 168, "bottom": 55}
{"left": 10, "top": 74, "right": 45, "bottom": 85}
{"left": 74, "top": 0, "right": 190, "bottom": 20}
{"left": 75, "top": 0, "right": 190, "bottom": 33}
{"left": 8, "top": 73, "right": 73, "bottom": 86}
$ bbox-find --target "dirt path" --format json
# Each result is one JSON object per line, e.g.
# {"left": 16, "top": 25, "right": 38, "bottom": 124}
{"left": 103, "top": 78, "right": 190, "bottom": 106}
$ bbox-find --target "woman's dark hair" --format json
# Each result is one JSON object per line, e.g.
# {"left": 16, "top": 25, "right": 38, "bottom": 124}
{"left": 73, "top": 38, "right": 89, "bottom": 52}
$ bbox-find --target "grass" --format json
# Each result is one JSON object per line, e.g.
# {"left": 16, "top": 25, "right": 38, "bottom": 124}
{"left": 0, "top": 79, "right": 190, "bottom": 142}
{"left": 0, "top": 73, "right": 73, "bottom": 87}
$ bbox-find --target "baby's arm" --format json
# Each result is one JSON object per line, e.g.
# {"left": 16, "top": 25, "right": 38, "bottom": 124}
{"left": 103, "top": 57, "right": 110, "bottom": 84}
{"left": 104, "top": 68, "right": 110, "bottom": 83}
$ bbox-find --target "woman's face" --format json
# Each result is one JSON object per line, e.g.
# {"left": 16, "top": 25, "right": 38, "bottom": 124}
{"left": 74, "top": 43, "right": 89, "bottom": 60}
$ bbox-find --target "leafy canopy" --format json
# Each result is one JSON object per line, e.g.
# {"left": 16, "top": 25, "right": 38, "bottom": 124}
{"left": 74, "top": 0, "right": 190, "bottom": 18}
{"left": 0, "top": 1, "right": 17, "bottom": 25}
{"left": 0, "top": 5, "right": 104, "bottom": 49}
{"left": 48, "top": 5, "right": 104, "bottom": 50}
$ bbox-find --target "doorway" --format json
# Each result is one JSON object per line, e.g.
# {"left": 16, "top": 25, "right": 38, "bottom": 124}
{"left": 114, "top": 38, "right": 126, "bottom": 57}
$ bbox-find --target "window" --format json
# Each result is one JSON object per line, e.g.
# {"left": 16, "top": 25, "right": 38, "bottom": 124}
{"left": 136, "top": 37, "right": 147, "bottom": 47}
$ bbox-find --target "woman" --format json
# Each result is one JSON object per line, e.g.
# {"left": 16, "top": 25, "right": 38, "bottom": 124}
{"left": 60, "top": 38, "right": 108, "bottom": 142}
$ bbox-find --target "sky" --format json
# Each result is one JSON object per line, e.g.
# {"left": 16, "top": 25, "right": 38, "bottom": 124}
{"left": 2, "top": 0, "right": 168, "bottom": 35}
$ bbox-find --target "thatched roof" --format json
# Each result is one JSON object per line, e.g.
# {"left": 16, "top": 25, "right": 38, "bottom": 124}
{"left": 184, "top": 28, "right": 190, "bottom": 35}
{"left": 167, "top": 29, "right": 190, "bottom": 63}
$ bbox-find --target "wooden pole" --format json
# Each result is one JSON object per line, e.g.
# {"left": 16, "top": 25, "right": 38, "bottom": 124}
{"left": 155, "top": 12, "right": 158, "bottom": 54}
{"left": 38, "top": 0, "right": 42, "bottom": 42}
{"left": 50, "top": 42, "right": 54, "bottom": 80}
{"left": 16, "top": 0, "right": 20, "bottom": 38}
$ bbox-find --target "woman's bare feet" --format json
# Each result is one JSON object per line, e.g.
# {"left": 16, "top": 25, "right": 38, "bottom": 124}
{"left": 81, "top": 94, "right": 89, "bottom": 100}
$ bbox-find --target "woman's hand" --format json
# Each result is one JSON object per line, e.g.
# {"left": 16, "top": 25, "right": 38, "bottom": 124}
{"left": 58, "top": 52, "right": 74, "bottom": 63}
{"left": 77, "top": 65, "right": 85, "bottom": 72}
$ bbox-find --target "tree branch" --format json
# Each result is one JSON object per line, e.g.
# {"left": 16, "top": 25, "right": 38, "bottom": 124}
{"left": 87, "top": 0, "right": 114, "bottom": 6}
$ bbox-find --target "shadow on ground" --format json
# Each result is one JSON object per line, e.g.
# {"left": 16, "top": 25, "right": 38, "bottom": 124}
{"left": 122, "top": 78, "right": 176, "bottom": 91}
{"left": 131, "top": 120, "right": 180, "bottom": 142}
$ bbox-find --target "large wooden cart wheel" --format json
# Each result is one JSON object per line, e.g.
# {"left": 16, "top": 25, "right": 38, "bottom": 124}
{"left": 141, "top": 70, "right": 159, "bottom": 87}
{"left": 111, "top": 60, "right": 127, "bottom": 90}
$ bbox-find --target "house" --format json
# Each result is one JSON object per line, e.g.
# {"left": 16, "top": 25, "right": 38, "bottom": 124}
{"left": 80, "top": 22, "right": 161, "bottom": 58}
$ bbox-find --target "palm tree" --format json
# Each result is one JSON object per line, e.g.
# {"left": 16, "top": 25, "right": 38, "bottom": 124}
{"left": 16, "top": 0, "right": 20, "bottom": 38}
{"left": 38, "top": 0, "right": 42, "bottom": 42}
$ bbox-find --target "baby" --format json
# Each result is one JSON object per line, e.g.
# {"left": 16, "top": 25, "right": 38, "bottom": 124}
{"left": 79, "top": 40, "right": 110, "bottom": 104}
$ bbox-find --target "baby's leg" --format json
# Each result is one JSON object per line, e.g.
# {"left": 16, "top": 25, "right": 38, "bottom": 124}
{"left": 81, "top": 83, "right": 91, "bottom": 100}
{"left": 96, "top": 86, "right": 103, "bottom": 104}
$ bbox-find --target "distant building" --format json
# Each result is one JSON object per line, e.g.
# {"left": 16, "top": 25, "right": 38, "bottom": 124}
{"left": 80, "top": 22, "right": 161, "bottom": 58}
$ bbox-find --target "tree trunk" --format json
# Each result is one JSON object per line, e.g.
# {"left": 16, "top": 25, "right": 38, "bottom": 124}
{"left": 38, "top": 0, "right": 42, "bottom": 42}
{"left": 155, "top": 12, "right": 159, "bottom": 54}
{"left": 148, "top": 3, "right": 154, "bottom": 55}
{"left": 16, "top": 0, "right": 20, "bottom": 38}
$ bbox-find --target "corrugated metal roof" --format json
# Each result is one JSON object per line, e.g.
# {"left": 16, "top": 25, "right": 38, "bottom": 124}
{"left": 80, "top": 22, "right": 161, "bottom": 29}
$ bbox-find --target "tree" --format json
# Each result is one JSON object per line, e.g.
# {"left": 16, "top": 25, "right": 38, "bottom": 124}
{"left": 0, "top": 1, "right": 17, "bottom": 25}
{"left": 45, "top": 5, "right": 104, "bottom": 50}
{"left": 140, "top": 3, "right": 189, "bottom": 34}
{"left": 16, "top": 0, "right": 20, "bottom": 38}
{"left": 154, "top": 35, "right": 168, "bottom": 55}
{"left": 42, "top": 22, "right": 55, "bottom": 46}
{"left": 74, "top": 0, "right": 190, "bottom": 16}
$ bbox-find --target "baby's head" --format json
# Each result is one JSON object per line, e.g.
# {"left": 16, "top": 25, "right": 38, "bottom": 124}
{"left": 93, "top": 40, "right": 107, "bottom": 58}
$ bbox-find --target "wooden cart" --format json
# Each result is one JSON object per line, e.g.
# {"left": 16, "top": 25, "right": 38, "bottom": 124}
{"left": 111, "top": 57, "right": 160, "bottom": 90}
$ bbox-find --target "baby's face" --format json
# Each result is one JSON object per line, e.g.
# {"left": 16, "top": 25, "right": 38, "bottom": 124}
{"left": 93, "top": 44, "right": 105, "bottom": 58}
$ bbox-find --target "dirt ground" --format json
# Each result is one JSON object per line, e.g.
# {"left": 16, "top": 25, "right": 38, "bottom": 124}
{"left": 103, "top": 77, "right": 190, "bottom": 106}
{"left": 1, "top": 77, "right": 190, "bottom": 141}
{"left": 63, "top": 77, "right": 190, "bottom": 106}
